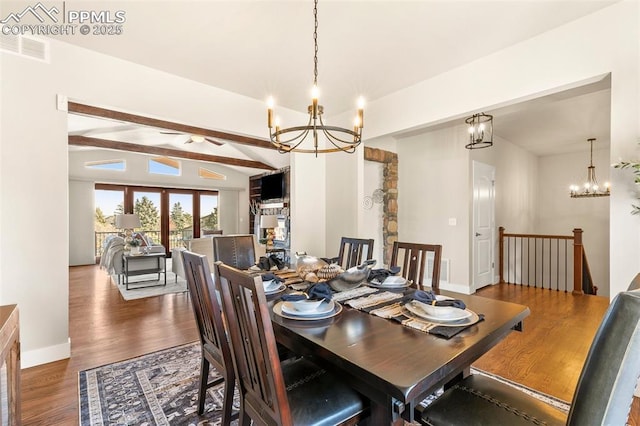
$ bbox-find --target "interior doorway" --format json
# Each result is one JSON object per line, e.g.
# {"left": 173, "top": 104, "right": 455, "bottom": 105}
{"left": 472, "top": 161, "right": 495, "bottom": 290}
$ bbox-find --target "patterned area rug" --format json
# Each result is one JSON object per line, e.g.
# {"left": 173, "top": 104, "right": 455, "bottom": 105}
{"left": 79, "top": 342, "right": 237, "bottom": 425}
{"left": 79, "top": 342, "right": 570, "bottom": 425}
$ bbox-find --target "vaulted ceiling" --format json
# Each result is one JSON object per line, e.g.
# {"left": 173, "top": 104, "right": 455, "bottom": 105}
{"left": 61, "top": 1, "right": 617, "bottom": 173}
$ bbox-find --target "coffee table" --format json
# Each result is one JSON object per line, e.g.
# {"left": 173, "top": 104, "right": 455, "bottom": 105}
{"left": 122, "top": 252, "right": 167, "bottom": 290}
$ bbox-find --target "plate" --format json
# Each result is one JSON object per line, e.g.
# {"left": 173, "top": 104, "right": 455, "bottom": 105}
{"left": 262, "top": 279, "right": 280, "bottom": 292}
{"left": 265, "top": 283, "right": 287, "bottom": 295}
{"left": 281, "top": 300, "right": 335, "bottom": 316}
{"left": 404, "top": 301, "right": 475, "bottom": 324}
{"left": 274, "top": 301, "right": 342, "bottom": 321}
{"left": 367, "top": 276, "right": 410, "bottom": 289}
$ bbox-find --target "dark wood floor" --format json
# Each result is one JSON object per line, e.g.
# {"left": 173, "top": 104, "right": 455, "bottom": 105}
{"left": 20, "top": 266, "right": 639, "bottom": 424}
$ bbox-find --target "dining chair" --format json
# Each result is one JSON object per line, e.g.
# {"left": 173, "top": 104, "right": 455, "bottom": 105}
{"left": 213, "top": 261, "right": 368, "bottom": 426}
{"left": 212, "top": 235, "right": 257, "bottom": 270}
{"left": 181, "top": 251, "right": 237, "bottom": 423}
{"left": 418, "top": 290, "right": 640, "bottom": 425}
{"left": 337, "top": 237, "right": 374, "bottom": 269}
{"left": 390, "top": 241, "right": 442, "bottom": 291}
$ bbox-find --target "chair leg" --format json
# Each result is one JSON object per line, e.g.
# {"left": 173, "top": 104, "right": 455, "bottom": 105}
{"left": 198, "top": 357, "right": 210, "bottom": 414}
{"left": 220, "top": 372, "right": 236, "bottom": 425}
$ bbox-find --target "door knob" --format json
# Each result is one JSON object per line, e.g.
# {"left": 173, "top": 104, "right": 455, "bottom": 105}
{"left": 475, "top": 232, "right": 481, "bottom": 237}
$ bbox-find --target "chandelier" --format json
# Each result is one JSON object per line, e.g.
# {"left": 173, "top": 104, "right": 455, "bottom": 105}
{"left": 465, "top": 112, "right": 493, "bottom": 149}
{"left": 266, "top": 0, "right": 364, "bottom": 156}
{"left": 570, "top": 138, "right": 610, "bottom": 198}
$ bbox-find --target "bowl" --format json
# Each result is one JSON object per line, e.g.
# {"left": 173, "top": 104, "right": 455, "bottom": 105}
{"left": 413, "top": 301, "right": 463, "bottom": 319}
{"left": 328, "top": 265, "right": 370, "bottom": 292}
{"left": 291, "top": 299, "right": 325, "bottom": 312}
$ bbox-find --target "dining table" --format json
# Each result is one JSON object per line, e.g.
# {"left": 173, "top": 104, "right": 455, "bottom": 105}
{"left": 265, "top": 274, "right": 530, "bottom": 425}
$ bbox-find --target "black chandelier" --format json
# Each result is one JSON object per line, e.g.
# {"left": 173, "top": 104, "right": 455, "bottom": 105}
{"left": 570, "top": 138, "right": 610, "bottom": 198}
{"left": 267, "top": 0, "right": 364, "bottom": 156}
{"left": 465, "top": 112, "right": 493, "bottom": 149}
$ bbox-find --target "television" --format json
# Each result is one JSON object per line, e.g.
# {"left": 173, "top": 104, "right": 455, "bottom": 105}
{"left": 260, "top": 172, "right": 285, "bottom": 200}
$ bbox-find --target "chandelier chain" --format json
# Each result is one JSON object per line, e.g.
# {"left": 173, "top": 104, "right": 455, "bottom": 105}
{"left": 313, "top": 0, "right": 318, "bottom": 87}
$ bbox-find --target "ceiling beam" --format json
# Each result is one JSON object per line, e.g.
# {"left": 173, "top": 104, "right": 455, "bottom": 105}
{"left": 69, "top": 135, "right": 276, "bottom": 171}
{"left": 67, "top": 101, "right": 275, "bottom": 150}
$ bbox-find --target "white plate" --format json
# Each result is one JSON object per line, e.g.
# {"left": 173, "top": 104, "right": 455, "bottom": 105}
{"left": 265, "top": 283, "right": 287, "bottom": 295}
{"left": 405, "top": 300, "right": 473, "bottom": 322}
{"left": 274, "top": 301, "right": 342, "bottom": 321}
{"left": 281, "top": 300, "right": 335, "bottom": 316}
{"left": 367, "top": 276, "right": 410, "bottom": 289}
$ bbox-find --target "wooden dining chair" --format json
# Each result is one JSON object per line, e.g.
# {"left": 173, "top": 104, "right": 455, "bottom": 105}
{"left": 337, "top": 237, "right": 374, "bottom": 269}
{"left": 212, "top": 235, "right": 257, "bottom": 270}
{"left": 418, "top": 290, "right": 640, "bottom": 425}
{"left": 181, "top": 251, "right": 237, "bottom": 423}
{"left": 390, "top": 241, "right": 442, "bottom": 291}
{"left": 213, "top": 261, "right": 368, "bottom": 426}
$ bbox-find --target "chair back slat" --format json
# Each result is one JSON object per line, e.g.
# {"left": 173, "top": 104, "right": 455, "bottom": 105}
{"left": 390, "top": 241, "right": 442, "bottom": 291}
{"left": 338, "top": 237, "right": 374, "bottom": 269}
{"left": 215, "top": 262, "right": 293, "bottom": 426}
{"left": 182, "top": 251, "right": 228, "bottom": 358}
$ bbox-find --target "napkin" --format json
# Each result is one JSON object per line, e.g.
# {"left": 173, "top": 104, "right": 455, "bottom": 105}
{"left": 368, "top": 266, "right": 401, "bottom": 282}
{"left": 262, "top": 273, "right": 284, "bottom": 283}
{"left": 413, "top": 290, "right": 466, "bottom": 310}
{"left": 280, "top": 282, "right": 333, "bottom": 302}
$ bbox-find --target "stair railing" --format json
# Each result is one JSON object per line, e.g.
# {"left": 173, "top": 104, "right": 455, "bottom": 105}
{"left": 498, "top": 227, "right": 595, "bottom": 295}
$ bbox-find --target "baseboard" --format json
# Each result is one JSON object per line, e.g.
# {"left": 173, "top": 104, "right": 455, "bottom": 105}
{"left": 440, "top": 282, "right": 473, "bottom": 295}
{"left": 21, "top": 338, "right": 71, "bottom": 369}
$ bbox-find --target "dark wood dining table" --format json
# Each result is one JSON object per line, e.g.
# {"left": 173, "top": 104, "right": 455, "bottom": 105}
{"left": 269, "top": 289, "right": 530, "bottom": 425}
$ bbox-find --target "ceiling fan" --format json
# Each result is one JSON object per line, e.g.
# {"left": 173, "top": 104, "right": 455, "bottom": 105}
{"left": 159, "top": 131, "right": 225, "bottom": 146}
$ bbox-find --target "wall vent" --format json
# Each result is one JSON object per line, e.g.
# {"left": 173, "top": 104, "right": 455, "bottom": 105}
{"left": 0, "top": 35, "right": 49, "bottom": 62}
{"left": 426, "top": 256, "right": 449, "bottom": 286}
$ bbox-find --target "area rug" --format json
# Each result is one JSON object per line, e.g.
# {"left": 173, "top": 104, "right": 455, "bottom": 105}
{"left": 79, "top": 342, "right": 238, "bottom": 426}
{"left": 79, "top": 342, "right": 571, "bottom": 426}
{"left": 111, "top": 273, "right": 188, "bottom": 301}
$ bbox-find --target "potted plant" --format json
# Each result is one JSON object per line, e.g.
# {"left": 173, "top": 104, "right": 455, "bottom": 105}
{"left": 613, "top": 160, "right": 640, "bottom": 214}
{"left": 128, "top": 238, "right": 142, "bottom": 255}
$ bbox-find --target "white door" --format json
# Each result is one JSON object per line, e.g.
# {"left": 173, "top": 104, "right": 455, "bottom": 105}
{"left": 472, "top": 161, "right": 495, "bottom": 290}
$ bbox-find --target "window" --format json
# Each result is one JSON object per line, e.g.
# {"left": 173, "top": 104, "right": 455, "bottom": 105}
{"left": 149, "top": 157, "right": 180, "bottom": 176}
{"left": 86, "top": 160, "right": 125, "bottom": 171}
{"left": 94, "top": 184, "right": 218, "bottom": 256}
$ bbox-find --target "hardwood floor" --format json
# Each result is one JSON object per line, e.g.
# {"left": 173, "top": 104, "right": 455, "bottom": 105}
{"left": 21, "top": 265, "right": 198, "bottom": 425}
{"left": 20, "top": 267, "right": 639, "bottom": 424}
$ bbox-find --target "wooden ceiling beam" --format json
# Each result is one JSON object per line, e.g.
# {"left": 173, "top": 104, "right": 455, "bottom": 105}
{"left": 67, "top": 101, "right": 275, "bottom": 150}
{"left": 69, "top": 135, "right": 276, "bottom": 171}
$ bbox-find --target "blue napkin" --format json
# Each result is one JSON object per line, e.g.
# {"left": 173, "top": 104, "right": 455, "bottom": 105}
{"left": 368, "top": 266, "right": 401, "bottom": 282}
{"left": 262, "top": 272, "right": 284, "bottom": 283}
{"left": 280, "top": 282, "right": 333, "bottom": 302}
{"left": 413, "top": 290, "right": 466, "bottom": 310}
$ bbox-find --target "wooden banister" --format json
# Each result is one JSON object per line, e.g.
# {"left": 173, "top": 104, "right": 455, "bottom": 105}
{"left": 499, "top": 227, "right": 591, "bottom": 294}
{"left": 573, "top": 228, "right": 584, "bottom": 295}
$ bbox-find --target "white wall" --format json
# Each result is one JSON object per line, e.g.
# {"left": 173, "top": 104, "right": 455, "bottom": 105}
{"left": 1, "top": 37, "right": 303, "bottom": 367}
{"left": 69, "top": 180, "right": 96, "bottom": 266}
{"left": 537, "top": 148, "right": 610, "bottom": 296}
{"left": 398, "top": 125, "right": 471, "bottom": 293}
{"left": 356, "top": 1, "right": 639, "bottom": 297}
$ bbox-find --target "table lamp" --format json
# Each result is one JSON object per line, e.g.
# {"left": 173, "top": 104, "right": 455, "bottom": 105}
{"left": 115, "top": 213, "right": 141, "bottom": 251}
{"left": 260, "top": 215, "right": 279, "bottom": 249}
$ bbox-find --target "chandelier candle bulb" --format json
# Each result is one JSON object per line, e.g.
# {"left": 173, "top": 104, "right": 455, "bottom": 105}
{"left": 267, "top": 97, "right": 274, "bottom": 128}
